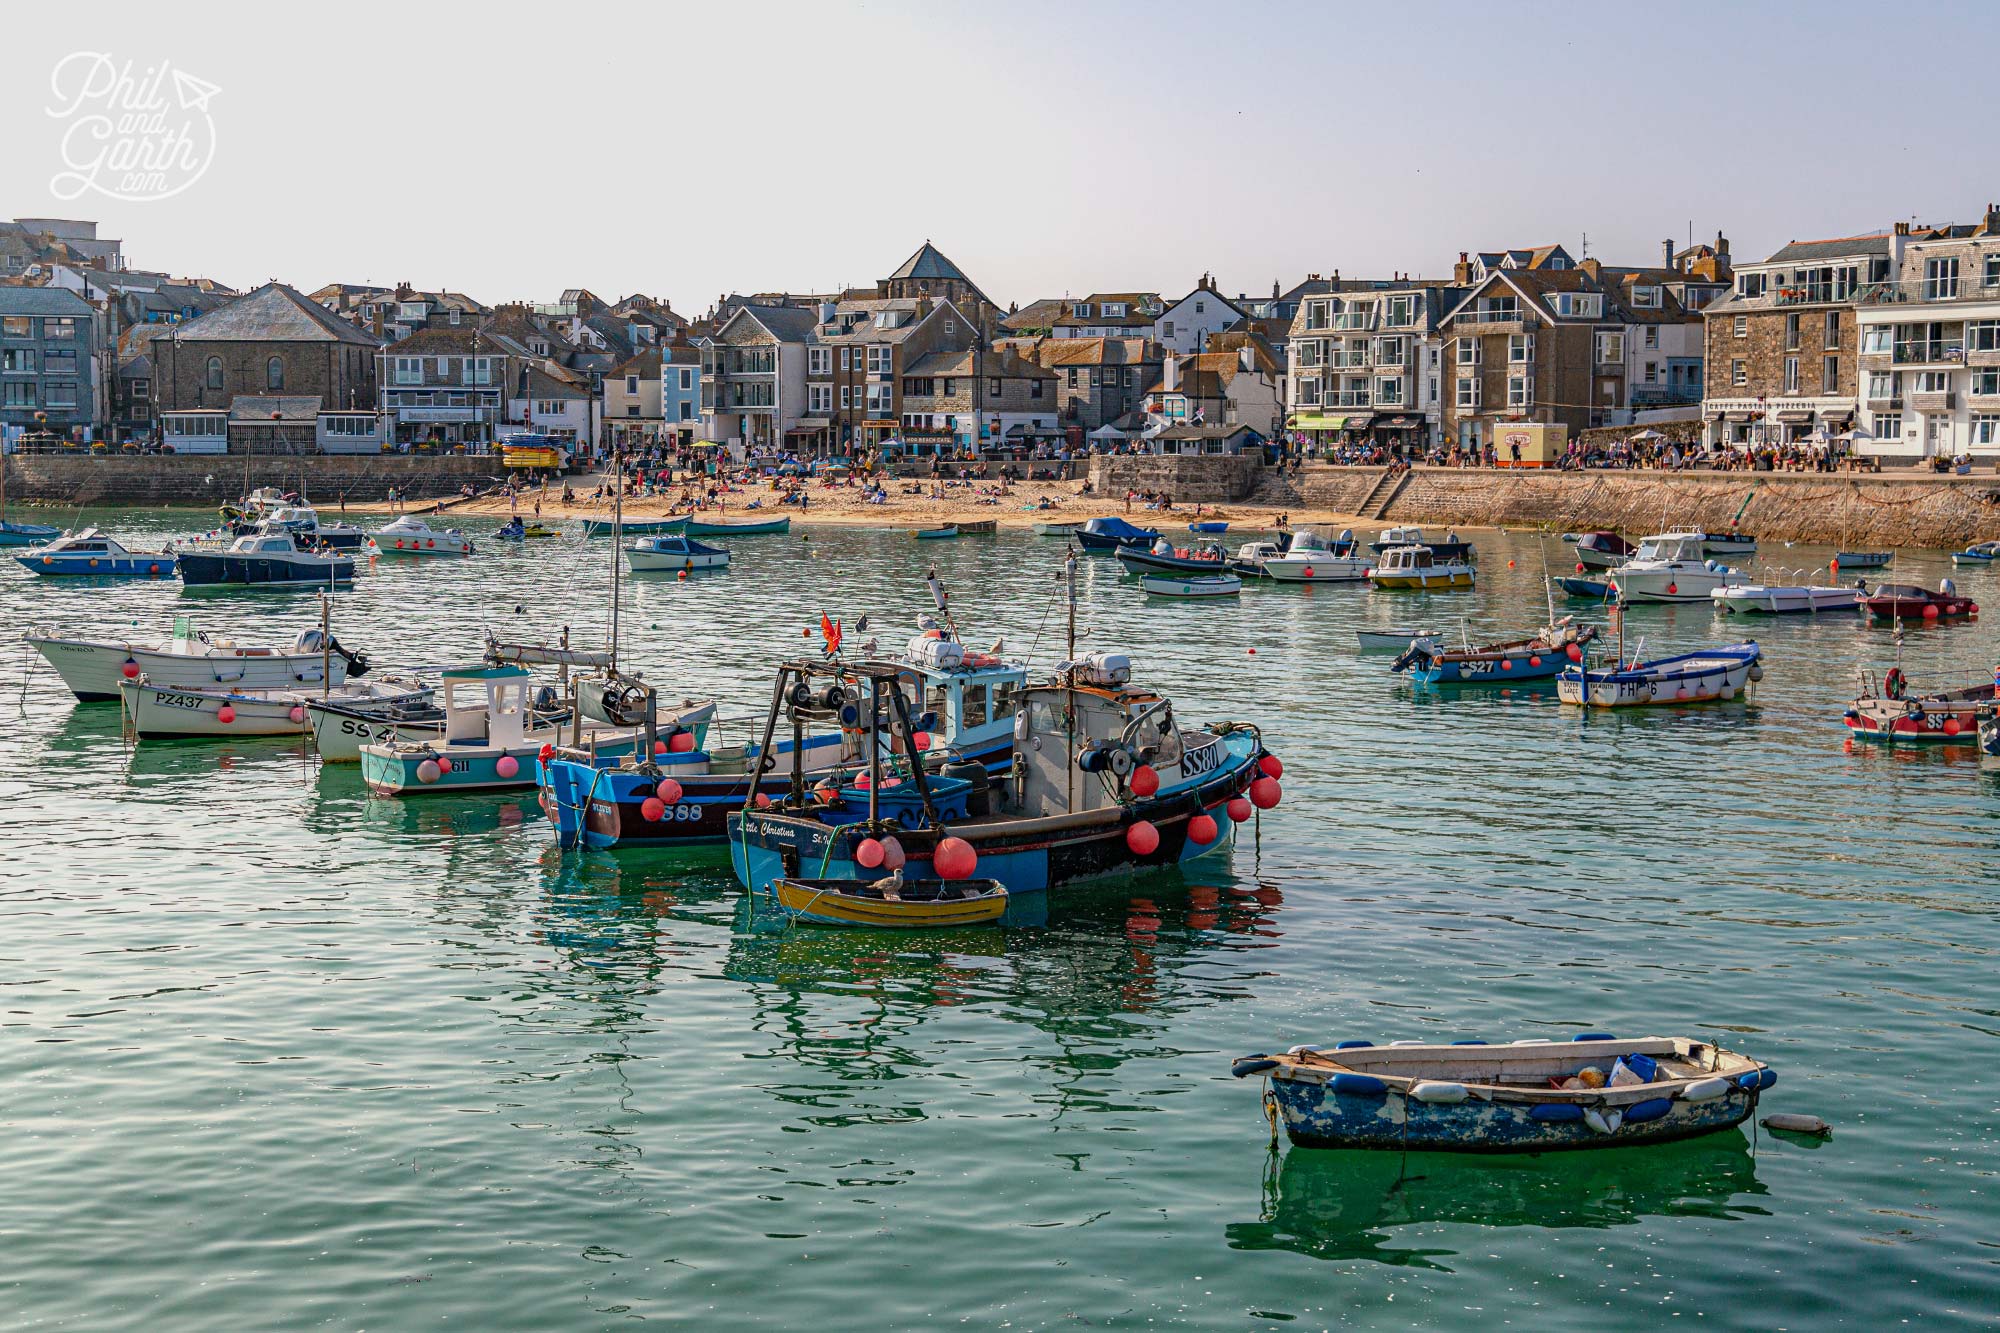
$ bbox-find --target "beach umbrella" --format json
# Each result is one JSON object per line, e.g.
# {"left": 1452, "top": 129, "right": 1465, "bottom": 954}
{"left": 1630, "top": 428, "right": 1668, "bottom": 441}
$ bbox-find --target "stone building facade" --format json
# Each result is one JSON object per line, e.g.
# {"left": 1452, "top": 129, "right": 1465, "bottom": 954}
{"left": 154, "top": 283, "right": 379, "bottom": 421}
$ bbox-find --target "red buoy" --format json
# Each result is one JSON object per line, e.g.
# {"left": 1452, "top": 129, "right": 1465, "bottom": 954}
{"left": 538, "top": 743, "right": 556, "bottom": 764}
{"left": 1500, "top": 659, "right": 1513, "bottom": 671}
{"left": 879, "top": 835, "right": 906, "bottom": 870}
{"left": 121, "top": 660, "right": 140, "bottom": 679}
{"left": 1129, "top": 764, "right": 1160, "bottom": 798}
{"left": 912, "top": 731, "right": 932, "bottom": 752}
{"left": 1924, "top": 604, "right": 1940, "bottom": 619}
{"left": 1126, "top": 820, "right": 1160, "bottom": 855}
{"left": 656, "top": 778, "right": 683, "bottom": 803}
{"left": 1529, "top": 655, "right": 1542, "bottom": 668}
{"left": 288, "top": 705, "right": 306, "bottom": 723}
{"left": 1249, "top": 776, "right": 1282, "bottom": 809}
{"left": 216, "top": 704, "right": 236, "bottom": 724}
{"left": 1188, "top": 813, "right": 1219, "bottom": 845}
{"left": 1566, "top": 643, "right": 1583, "bottom": 662}
{"left": 934, "top": 837, "right": 978, "bottom": 879}
{"left": 495, "top": 755, "right": 520, "bottom": 779}
{"left": 436, "top": 757, "right": 453, "bottom": 774}
{"left": 1945, "top": 717, "right": 1963, "bottom": 736}
{"left": 1226, "top": 796, "right": 1253, "bottom": 823}
{"left": 641, "top": 797, "right": 666, "bottom": 822}
{"left": 754, "top": 791, "right": 772, "bottom": 808}
{"left": 1258, "top": 754, "right": 1283, "bottom": 779}
{"left": 669, "top": 731, "right": 695, "bottom": 753}
{"left": 855, "top": 838, "right": 885, "bottom": 869}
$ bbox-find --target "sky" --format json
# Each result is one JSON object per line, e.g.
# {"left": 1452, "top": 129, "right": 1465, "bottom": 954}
{"left": 7, "top": 0, "right": 2000, "bottom": 316}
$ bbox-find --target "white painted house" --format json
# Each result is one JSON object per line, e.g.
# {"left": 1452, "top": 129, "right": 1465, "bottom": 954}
{"left": 1153, "top": 280, "right": 1245, "bottom": 355}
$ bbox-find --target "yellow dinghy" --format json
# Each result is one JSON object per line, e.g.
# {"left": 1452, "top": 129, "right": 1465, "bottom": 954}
{"left": 770, "top": 875, "right": 1007, "bottom": 928}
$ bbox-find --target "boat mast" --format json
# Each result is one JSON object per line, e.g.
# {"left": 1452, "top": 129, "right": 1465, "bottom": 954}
{"left": 609, "top": 448, "right": 623, "bottom": 673}
{"left": 1064, "top": 550, "right": 1077, "bottom": 813}
{"left": 925, "top": 565, "right": 961, "bottom": 642}
{"left": 320, "top": 592, "right": 330, "bottom": 702}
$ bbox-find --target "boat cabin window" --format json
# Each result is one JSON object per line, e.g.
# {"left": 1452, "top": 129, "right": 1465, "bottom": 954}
{"left": 993, "top": 679, "right": 1020, "bottom": 722}
{"left": 66, "top": 540, "right": 107, "bottom": 551}
{"left": 1028, "top": 695, "right": 1065, "bottom": 738}
{"left": 962, "top": 684, "right": 988, "bottom": 729}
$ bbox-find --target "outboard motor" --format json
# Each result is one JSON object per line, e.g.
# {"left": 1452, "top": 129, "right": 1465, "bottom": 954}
{"left": 1942, "top": 577, "right": 1959, "bottom": 597}
{"left": 293, "top": 628, "right": 327, "bottom": 654}
{"left": 532, "top": 683, "right": 558, "bottom": 713}
{"left": 325, "top": 636, "right": 368, "bottom": 678}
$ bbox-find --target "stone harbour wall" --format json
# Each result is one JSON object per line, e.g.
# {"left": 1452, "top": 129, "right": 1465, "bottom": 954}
{"left": 1088, "top": 454, "right": 1262, "bottom": 503}
{"left": 0, "top": 454, "right": 499, "bottom": 508}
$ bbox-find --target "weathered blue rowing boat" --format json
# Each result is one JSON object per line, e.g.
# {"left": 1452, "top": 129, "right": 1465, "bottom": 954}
{"left": 583, "top": 516, "right": 686, "bottom": 537}
{"left": 1231, "top": 1035, "right": 1774, "bottom": 1153}
{"left": 1073, "top": 516, "right": 1159, "bottom": 552}
{"left": 1557, "top": 575, "right": 1615, "bottom": 600}
{"left": 686, "top": 515, "right": 790, "bottom": 536}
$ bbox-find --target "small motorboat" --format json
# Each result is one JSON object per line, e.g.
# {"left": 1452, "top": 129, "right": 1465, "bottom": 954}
{"left": 120, "top": 675, "right": 431, "bottom": 740}
{"left": 626, "top": 534, "right": 730, "bottom": 572}
{"left": 520, "top": 523, "right": 561, "bottom": 539}
{"left": 1115, "top": 538, "right": 1231, "bottom": 575}
{"left": 912, "top": 525, "right": 960, "bottom": 540}
{"left": 1698, "top": 530, "right": 1757, "bottom": 557}
{"left": 1033, "top": 521, "right": 1079, "bottom": 537}
{"left": 1393, "top": 619, "right": 1597, "bottom": 684}
{"left": 1230, "top": 1035, "right": 1773, "bottom": 1153}
{"left": 1608, "top": 533, "right": 1747, "bottom": 604}
{"left": 372, "top": 514, "right": 474, "bottom": 556}
{"left": 495, "top": 518, "right": 528, "bottom": 541}
{"left": 1712, "top": 583, "right": 1864, "bottom": 615}
{"left": 1557, "top": 641, "right": 1763, "bottom": 708}
{"left": 685, "top": 515, "right": 789, "bottom": 537}
{"left": 1833, "top": 551, "right": 1892, "bottom": 570}
{"left": 1187, "top": 520, "right": 1230, "bottom": 535}
{"left": 1356, "top": 627, "right": 1442, "bottom": 652}
{"left": 1370, "top": 526, "right": 1473, "bottom": 562}
{"left": 1073, "top": 515, "right": 1159, "bottom": 553}
{"left": 1863, "top": 581, "right": 1978, "bottom": 622}
{"left": 1557, "top": 576, "right": 1616, "bottom": 600}
{"left": 1261, "top": 529, "right": 1370, "bottom": 583}
{"left": 582, "top": 516, "right": 685, "bottom": 537}
{"left": 1367, "top": 545, "right": 1475, "bottom": 590}
{"left": 1141, "top": 572, "right": 1241, "bottom": 597}
{"left": 767, "top": 875, "right": 1008, "bottom": 929}
{"left": 1572, "top": 531, "right": 1636, "bottom": 570}
{"left": 16, "top": 528, "right": 177, "bottom": 577}
{"left": 1951, "top": 541, "right": 2000, "bottom": 566}
{"left": 0, "top": 519, "right": 64, "bottom": 547}
{"left": 1843, "top": 667, "right": 1992, "bottom": 743}
{"left": 956, "top": 520, "right": 997, "bottom": 536}
{"left": 175, "top": 532, "right": 356, "bottom": 588}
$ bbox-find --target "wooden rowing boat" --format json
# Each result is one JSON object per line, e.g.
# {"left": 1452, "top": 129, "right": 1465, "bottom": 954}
{"left": 769, "top": 875, "right": 1007, "bottom": 928}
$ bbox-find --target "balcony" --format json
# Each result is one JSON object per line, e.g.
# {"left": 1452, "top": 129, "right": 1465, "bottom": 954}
{"left": 1456, "top": 311, "right": 1525, "bottom": 335}
{"left": 1329, "top": 350, "right": 1372, "bottom": 369}
{"left": 1864, "top": 391, "right": 1903, "bottom": 411}
{"left": 1893, "top": 342, "right": 1965, "bottom": 365}
{"left": 1332, "top": 391, "right": 1372, "bottom": 408}
{"left": 1856, "top": 278, "right": 2000, "bottom": 307}
{"left": 1911, "top": 389, "right": 1956, "bottom": 413}
{"left": 1770, "top": 285, "right": 1853, "bottom": 307}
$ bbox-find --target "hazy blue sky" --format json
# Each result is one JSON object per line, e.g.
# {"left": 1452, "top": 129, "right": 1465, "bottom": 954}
{"left": 8, "top": 1, "right": 2000, "bottom": 315}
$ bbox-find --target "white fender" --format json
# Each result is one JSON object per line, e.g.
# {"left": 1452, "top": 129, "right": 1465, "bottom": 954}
{"left": 1389, "top": 1039, "right": 1427, "bottom": 1047}
{"left": 1683, "top": 1077, "right": 1729, "bottom": 1102}
{"left": 1761, "top": 1113, "right": 1831, "bottom": 1136}
{"left": 1583, "top": 1107, "right": 1623, "bottom": 1135}
{"left": 1411, "top": 1081, "right": 1468, "bottom": 1104}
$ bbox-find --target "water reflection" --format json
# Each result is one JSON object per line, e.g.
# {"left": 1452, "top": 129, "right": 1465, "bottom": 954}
{"left": 1227, "top": 1137, "right": 1770, "bottom": 1271}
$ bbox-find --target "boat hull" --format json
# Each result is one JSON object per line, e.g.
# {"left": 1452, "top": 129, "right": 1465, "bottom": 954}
{"left": 176, "top": 552, "right": 354, "bottom": 587}
{"left": 1833, "top": 552, "right": 1892, "bottom": 569}
{"left": 627, "top": 548, "right": 729, "bottom": 571}
{"left": 28, "top": 634, "right": 350, "bottom": 703}
{"left": 0, "top": 522, "right": 62, "bottom": 546}
{"left": 1413, "top": 653, "right": 1568, "bottom": 684}
{"left": 1368, "top": 569, "right": 1475, "bottom": 590}
{"left": 769, "top": 878, "right": 1007, "bottom": 928}
{"left": 1557, "top": 644, "right": 1761, "bottom": 708}
{"left": 1265, "top": 556, "right": 1371, "bottom": 583}
{"left": 1141, "top": 573, "right": 1240, "bottom": 597}
{"left": 120, "top": 680, "right": 424, "bottom": 739}
{"left": 1611, "top": 567, "right": 1740, "bottom": 603}
{"left": 1712, "top": 586, "right": 1862, "bottom": 614}
{"left": 374, "top": 537, "right": 473, "bottom": 556}
{"left": 1115, "top": 547, "right": 1232, "bottom": 575}
{"left": 685, "top": 517, "right": 789, "bottom": 536}
{"left": 1074, "top": 527, "right": 1157, "bottom": 552}
{"left": 18, "top": 553, "right": 176, "bottom": 577}
{"left": 364, "top": 735, "right": 641, "bottom": 796}
{"left": 1843, "top": 686, "right": 1992, "bottom": 742}
{"left": 583, "top": 517, "right": 686, "bottom": 537}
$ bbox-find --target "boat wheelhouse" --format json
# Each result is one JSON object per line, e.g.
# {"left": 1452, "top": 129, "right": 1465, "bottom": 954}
{"left": 1607, "top": 533, "right": 1746, "bottom": 604}
{"left": 1366, "top": 545, "right": 1475, "bottom": 590}
{"left": 16, "top": 528, "right": 176, "bottom": 578}
{"left": 176, "top": 532, "right": 356, "bottom": 588}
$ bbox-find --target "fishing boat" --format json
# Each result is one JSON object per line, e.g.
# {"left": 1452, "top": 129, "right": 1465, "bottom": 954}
{"left": 1698, "top": 529, "right": 1758, "bottom": 557}
{"left": 1033, "top": 520, "right": 1079, "bottom": 537}
{"left": 1572, "top": 531, "right": 1636, "bottom": 570}
{"left": 626, "top": 534, "right": 730, "bottom": 571}
{"left": 1607, "top": 533, "right": 1746, "bottom": 604}
{"left": 1230, "top": 1035, "right": 1773, "bottom": 1153}
{"left": 1950, "top": 541, "right": 2000, "bottom": 566}
{"left": 1367, "top": 545, "right": 1475, "bottom": 590}
{"left": 176, "top": 531, "right": 355, "bottom": 588}
{"left": 121, "top": 675, "right": 432, "bottom": 740}
{"left": 1863, "top": 581, "right": 1978, "bottom": 621}
{"left": 372, "top": 514, "right": 474, "bottom": 556}
{"left": 540, "top": 587, "right": 1031, "bottom": 852}
{"left": 0, "top": 519, "right": 63, "bottom": 547}
{"left": 1072, "top": 516, "right": 1159, "bottom": 553}
{"left": 25, "top": 616, "right": 367, "bottom": 702}
{"left": 1187, "top": 520, "right": 1229, "bottom": 535}
{"left": 766, "top": 876, "right": 1008, "bottom": 929}
{"left": 1370, "top": 526, "right": 1473, "bottom": 562}
{"left": 1833, "top": 551, "right": 1892, "bottom": 570}
{"left": 912, "top": 524, "right": 960, "bottom": 540}
{"left": 1392, "top": 618, "right": 1596, "bottom": 684}
{"left": 1356, "top": 627, "right": 1442, "bottom": 652}
{"left": 685, "top": 515, "right": 789, "bottom": 537}
{"left": 1711, "top": 583, "right": 1864, "bottom": 615}
{"left": 956, "top": 520, "right": 998, "bottom": 536}
{"left": 1115, "top": 538, "right": 1232, "bottom": 575}
{"left": 16, "top": 528, "right": 177, "bottom": 577}
{"left": 309, "top": 694, "right": 451, "bottom": 762}
{"left": 361, "top": 664, "right": 698, "bottom": 795}
{"left": 1557, "top": 641, "right": 1762, "bottom": 708}
{"left": 1842, "top": 668, "right": 1992, "bottom": 743}
{"left": 582, "top": 515, "right": 685, "bottom": 537}
{"left": 1260, "top": 530, "right": 1371, "bottom": 583}
{"left": 1141, "top": 572, "right": 1241, "bottom": 597}
{"left": 727, "top": 569, "right": 1275, "bottom": 898}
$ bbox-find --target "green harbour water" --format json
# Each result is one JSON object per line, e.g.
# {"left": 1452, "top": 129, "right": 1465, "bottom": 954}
{"left": 3, "top": 510, "right": 1998, "bottom": 1329}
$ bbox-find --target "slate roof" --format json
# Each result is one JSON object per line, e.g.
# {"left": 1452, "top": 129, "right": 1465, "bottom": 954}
{"left": 174, "top": 283, "right": 381, "bottom": 346}
{"left": 999, "top": 298, "right": 1066, "bottom": 333}
{"left": 610, "top": 348, "right": 663, "bottom": 379}
{"left": 887, "top": 241, "right": 973, "bottom": 284}
{"left": 1033, "top": 337, "right": 1160, "bottom": 368}
{"left": 228, "top": 395, "right": 323, "bottom": 421}
{"left": 738, "top": 304, "right": 819, "bottom": 343}
{"left": 1764, "top": 234, "right": 1892, "bottom": 264}
{"left": 0, "top": 286, "right": 93, "bottom": 317}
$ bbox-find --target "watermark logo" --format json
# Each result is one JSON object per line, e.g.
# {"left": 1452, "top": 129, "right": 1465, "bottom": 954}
{"left": 46, "top": 53, "right": 220, "bottom": 203}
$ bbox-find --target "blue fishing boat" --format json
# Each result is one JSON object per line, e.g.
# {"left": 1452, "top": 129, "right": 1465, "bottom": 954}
{"left": 686, "top": 515, "right": 789, "bottom": 537}
{"left": 1230, "top": 1036, "right": 1774, "bottom": 1153}
{"left": 176, "top": 532, "right": 355, "bottom": 588}
{"left": 1073, "top": 516, "right": 1159, "bottom": 552}
{"left": 540, "top": 622, "right": 1029, "bottom": 851}
{"left": 912, "top": 524, "right": 959, "bottom": 540}
{"left": 582, "top": 515, "right": 686, "bottom": 537}
{"left": 0, "top": 519, "right": 62, "bottom": 547}
{"left": 1114, "top": 538, "right": 1233, "bottom": 575}
{"left": 16, "top": 528, "right": 177, "bottom": 577}
{"left": 1951, "top": 541, "right": 2000, "bottom": 566}
{"left": 1557, "top": 575, "right": 1616, "bottom": 600}
{"left": 1187, "top": 520, "right": 1229, "bottom": 534}
{"left": 1392, "top": 620, "right": 1595, "bottom": 684}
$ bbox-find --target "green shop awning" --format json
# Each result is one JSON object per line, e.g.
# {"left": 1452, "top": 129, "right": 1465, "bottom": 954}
{"left": 1291, "top": 414, "right": 1348, "bottom": 430}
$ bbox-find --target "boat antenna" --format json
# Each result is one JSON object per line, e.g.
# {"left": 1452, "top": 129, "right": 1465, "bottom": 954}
{"left": 609, "top": 448, "right": 623, "bottom": 673}
{"left": 1064, "top": 550, "right": 1078, "bottom": 662}
{"left": 925, "top": 564, "right": 961, "bottom": 642}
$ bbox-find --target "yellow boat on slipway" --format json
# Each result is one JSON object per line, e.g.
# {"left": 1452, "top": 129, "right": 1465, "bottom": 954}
{"left": 770, "top": 876, "right": 1008, "bottom": 928}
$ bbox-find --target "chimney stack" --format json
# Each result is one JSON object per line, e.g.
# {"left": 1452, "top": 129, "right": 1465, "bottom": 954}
{"left": 1664, "top": 238, "right": 1676, "bottom": 269}
{"left": 1164, "top": 355, "right": 1180, "bottom": 393}
{"left": 1894, "top": 221, "right": 1912, "bottom": 236}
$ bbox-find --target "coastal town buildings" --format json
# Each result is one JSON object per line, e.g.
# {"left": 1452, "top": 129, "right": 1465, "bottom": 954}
{"left": 1032, "top": 337, "right": 1163, "bottom": 435}
{"left": 810, "top": 297, "right": 983, "bottom": 452}
{"left": 897, "top": 346, "right": 1061, "bottom": 453}
{"left": 1051, "top": 293, "right": 1162, "bottom": 340}
{"left": 1152, "top": 278, "right": 1246, "bottom": 355}
{"left": 1146, "top": 338, "right": 1284, "bottom": 437}
{"left": 701, "top": 304, "right": 818, "bottom": 452}
{"left": 1287, "top": 280, "right": 1458, "bottom": 452}
{"left": 374, "top": 326, "right": 513, "bottom": 450}
{"left": 0, "top": 287, "right": 97, "bottom": 440}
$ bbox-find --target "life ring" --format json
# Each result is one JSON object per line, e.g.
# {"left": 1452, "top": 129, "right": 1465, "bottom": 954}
{"left": 1884, "top": 668, "right": 1906, "bottom": 700}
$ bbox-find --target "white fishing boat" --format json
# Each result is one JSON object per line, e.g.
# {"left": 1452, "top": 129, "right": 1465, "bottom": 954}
{"left": 26, "top": 617, "right": 367, "bottom": 702}
{"left": 1557, "top": 641, "right": 1763, "bottom": 708}
{"left": 1711, "top": 583, "right": 1863, "bottom": 615}
{"left": 120, "top": 676, "right": 432, "bottom": 740}
{"left": 1261, "top": 530, "right": 1371, "bottom": 583}
{"left": 1141, "top": 572, "right": 1240, "bottom": 597}
{"left": 1608, "top": 533, "right": 1747, "bottom": 604}
{"left": 1367, "top": 545, "right": 1475, "bottom": 590}
{"left": 372, "top": 514, "right": 475, "bottom": 556}
{"left": 626, "top": 534, "right": 730, "bottom": 572}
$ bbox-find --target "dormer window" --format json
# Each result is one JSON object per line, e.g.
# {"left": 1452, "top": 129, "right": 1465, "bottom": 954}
{"left": 1631, "top": 286, "right": 1662, "bottom": 309}
{"left": 1072, "top": 303, "right": 1092, "bottom": 319}
{"left": 1103, "top": 302, "right": 1126, "bottom": 318}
